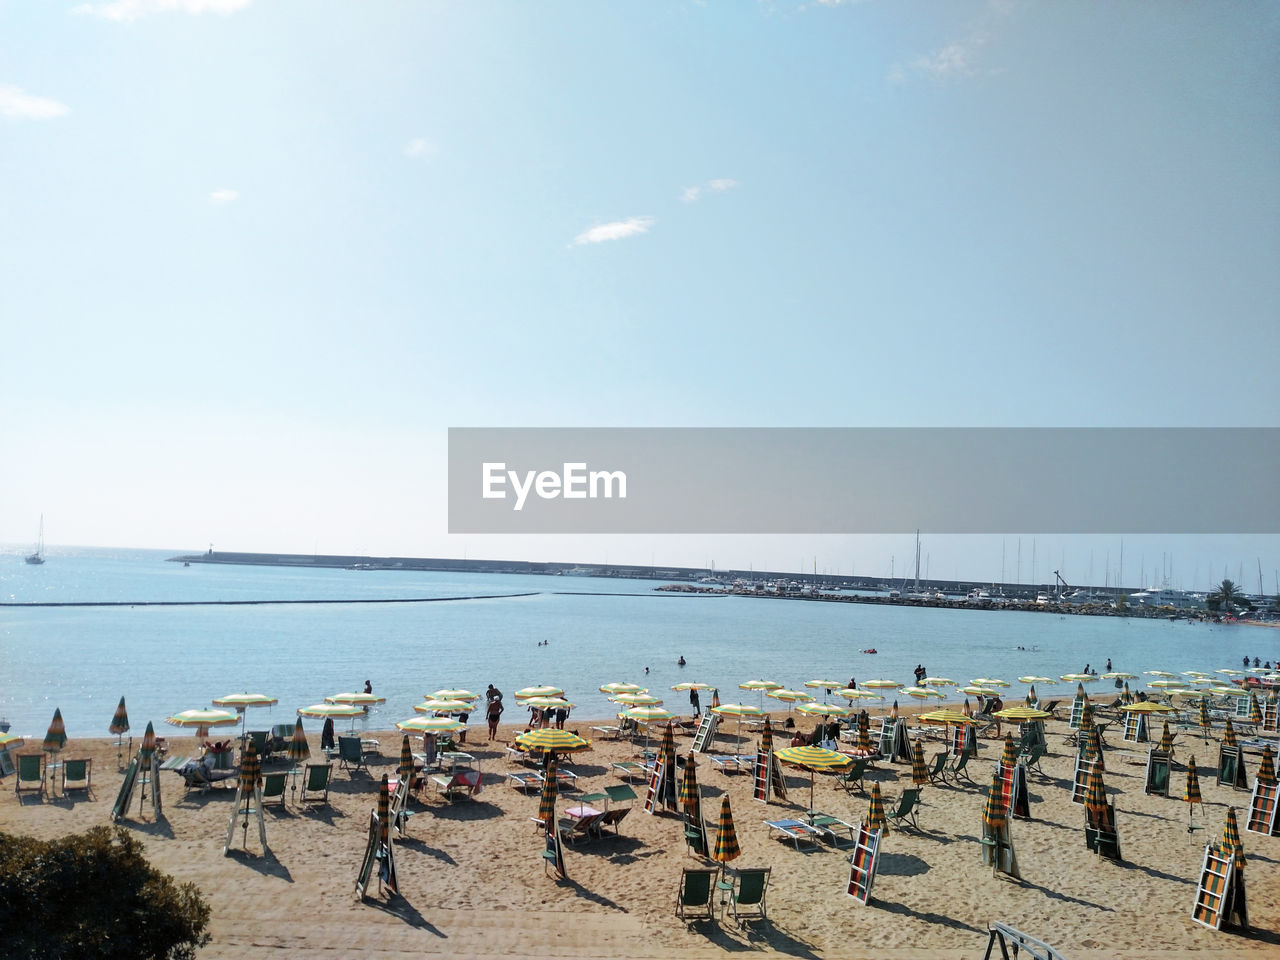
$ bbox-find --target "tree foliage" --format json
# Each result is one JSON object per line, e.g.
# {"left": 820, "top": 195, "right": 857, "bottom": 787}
{"left": 0, "top": 826, "right": 211, "bottom": 960}
{"left": 1207, "top": 578, "right": 1244, "bottom": 612}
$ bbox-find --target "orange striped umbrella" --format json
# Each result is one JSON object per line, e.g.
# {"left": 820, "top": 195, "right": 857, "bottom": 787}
{"left": 711, "top": 794, "right": 740, "bottom": 863}
{"left": 1184, "top": 756, "right": 1202, "bottom": 823}
{"left": 982, "top": 769, "right": 1007, "bottom": 831}
{"left": 378, "top": 774, "right": 391, "bottom": 848}
{"left": 1249, "top": 693, "right": 1263, "bottom": 724}
{"left": 866, "top": 781, "right": 887, "bottom": 833}
{"left": 911, "top": 740, "right": 928, "bottom": 786}
{"left": 1084, "top": 761, "right": 1108, "bottom": 818}
{"left": 760, "top": 717, "right": 774, "bottom": 755}
{"left": 239, "top": 740, "right": 261, "bottom": 793}
{"left": 856, "top": 711, "right": 870, "bottom": 752}
{"left": 1000, "top": 733, "right": 1017, "bottom": 769}
{"left": 1221, "top": 807, "right": 1244, "bottom": 874}
{"left": 538, "top": 754, "right": 558, "bottom": 829}
{"left": 1197, "top": 698, "right": 1211, "bottom": 734}
{"left": 109, "top": 697, "right": 130, "bottom": 736}
{"left": 1257, "top": 745, "right": 1276, "bottom": 786}
{"left": 139, "top": 721, "right": 157, "bottom": 764}
{"left": 1222, "top": 719, "right": 1237, "bottom": 749}
{"left": 43, "top": 708, "right": 67, "bottom": 756}
{"left": 1079, "top": 702, "right": 1094, "bottom": 734}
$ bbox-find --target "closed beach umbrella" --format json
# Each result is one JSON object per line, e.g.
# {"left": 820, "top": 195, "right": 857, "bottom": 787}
{"left": 1085, "top": 725, "right": 1104, "bottom": 769}
{"left": 1084, "top": 761, "right": 1108, "bottom": 818}
{"left": 537, "top": 754, "right": 558, "bottom": 830}
{"left": 712, "top": 794, "right": 741, "bottom": 864}
{"left": 516, "top": 728, "right": 591, "bottom": 755}
{"left": 139, "top": 721, "right": 157, "bottom": 764}
{"left": 601, "top": 682, "right": 646, "bottom": 695}
{"left": 399, "top": 735, "right": 414, "bottom": 781}
{"left": 289, "top": 718, "right": 310, "bottom": 766}
{"left": 982, "top": 769, "right": 1007, "bottom": 832}
{"left": 856, "top": 711, "right": 871, "bottom": 751}
{"left": 1025, "top": 686, "right": 1037, "bottom": 706}
{"left": 397, "top": 715, "right": 463, "bottom": 734}
{"left": 167, "top": 707, "right": 240, "bottom": 740}
{"left": 776, "top": 745, "right": 854, "bottom": 811}
{"left": 962, "top": 699, "right": 973, "bottom": 716}
{"left": 1222, "top": 719, "right": 1237, "bottom": 749}
{"left": 1222, "top": 807, "right": 1245, "bottom": 873}
{"left": 760, "top": 717, "right": 774, "bottom": 755}
{"left": 1079, "top": 703, "right": 1094, "bottom": 734}
{"left": 911, "top": 740, "right": 928, "bottom": 786}
{"left": 1122, "top": 682, "right": 1132, "bottom": 704}
{"left": 1256, "top": 745, "right": 1276, "bottom": 785}
{"left": 239, "top": 740, "right": 261, "bottom": 793}
{"left": 515, "top": 686, "right": 564, "bottom": 700}
{"left": 1000, "top": 733, "right": 1017, "bottom": 769}
{"left": 866, "top": 781, "right": 887, "bottom": 833}
{"left": 1158, "top": 721, "right": 1174, "bottom": 755}
{"left": 431, "top": 689, "right": 479, "bottom": 701}
{"left": 1197, "top": 699, "right": 1212, "bottom": 735}
{"left": 1184, "top": 756, "right": 1202, "bottom": 820}
{"left": 660, "top": 722, "right": 676, "bottom": 771}
{"left": 109, "top": 697, "right": 130, "bottom": 737}
{"left": 43, "top": 708, "right": 67, "bottom": 757}
{"left": 378, "top": 775, "right": 391, "bottom": 848}
{"left": 891, "top": 700, "right": 900, "bottom": 721}
{"left": 1249, "top": 693, "right": 1263, "bottom": 725}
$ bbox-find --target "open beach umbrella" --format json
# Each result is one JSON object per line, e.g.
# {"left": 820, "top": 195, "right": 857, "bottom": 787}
{"left": 397, "top": 715, "right": 463, "bottom": 734}
{"left": 837, "top": 688, "right": 882, "bottom": 700}
{"left": 1000, "top": 733, "right": 1017, "bottom": 769}
{"left": 919, "top": 709, "right": 976, "bottom": 727}
{"left": 983, "top": 769, "right": 1007, "bottom": 832}
{"left": 1158, "top": 722, "right": 1174, "bottom": 755}
{"left": 961, "top": 686, "right": 990, "bottom": 697}
{"left": 537, "top": 754, "right": 558, "bottom": 831}
{"left": 415, "top": 699, "right": 472, "bottom": 714}
{"left": 903, "top": 686, "right": 945, "bottom": 700}
{"left": 866, "top": 782, "right": 887, "bottom": 833}
{"left": 1184, "top": 756, "right": 1203, "bottom": 825}
{"left": 670, "top": 682, "right": 712, "bottom": 692}
{"left": 431, "top": 689, "right": 479, "bottom": 701}
{"left": 804, "top": 680, "right": 843, "bottom": 701}
{"left": 620, "top": 705, "right": 676, "bottom": 751}
{"left": 711, "top": 703, "right": 766, "bottom": 755}
{"left": 1216, "top": 668, "right": 1245, "bottom": 676}
{"left": 516, "top": 728, "right": 591, "bottom": 753}
{"left": 1147, "top": 680, "right": 1186, "bottom": 690}
{"left": 326, "top": 692, "right": 386, "bottom": 708}
{"left": 1060, "top": 674, "right": 1097, "bottom": 683}
{"left": 167, "top": 708, "right": 240, "bottom": 740}
{"left": 1222, "top": 719, "right": 1237, "bottom": 748}
{"left": 1102, "top": 672, "right": 1138, "bottom": 680}
{"left": 862, "top": 679, "right": 901, "bottom": 690}
{"left": 776, "top": 745, "right": 853, "bottom": 811}
{"left": 1257, "top": 745, "right": 1276, "bottom": 786}
{"left": 515, "top": 685, "right": 563, "bottom": 700}
{"left": 921, "top": 677, "right": 955, "bottom": 687}
{"left": 601, "top": 682, "right": 646, "bottom": 695}
{"left": 297, "top": 703, "right": 364, "bottom": 735}
{"left": 612, "top": 693, "right": 662, "bottom": 706}
{"left": 767, "top": 688, "right": 815, "bottom": 705}
{"left": 0, "top": 733, "right": 24, "bottom": 751}
{"left": 911, "top": 740, "right": 928, "bottom": 786}
{"left": 1222, "top": 807, "right": 1245, "bottom": 874}
{"left": 739, "top": 679, "right": 781, "bottom": 710}
{"left": 711, "top": 794, "right": 741, "bottom": 864}
{"left": 213, "top": 692, "right": 278, "bottom": 739}
{"left": 1182, "top": 671, "right": 1212, "bottom": 679}
{"left": 1018, "top": 676, "right": 1057, "bottom": 685}
{"left": 523, "top": 697, "right": 577, "bottom": 710}
{"left": 973, "top": 678, "right": 1010, "bottom": 687}
{"left": 1145, "top": 671, "right": 1179, "bottom": 678}
{"left": 1120, "top": 702, "right": 1175, "bottom": 715}
{"left": 796, "top": 701, "right": 853, "bottom": 719}
{"left": 1249, "top": 693, "right": 1263, "bottom": 724}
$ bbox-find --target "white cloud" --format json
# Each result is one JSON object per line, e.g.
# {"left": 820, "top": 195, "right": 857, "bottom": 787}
{"left": 682, "top": 178, "right": 738, "bottom": 203}
{"left": 403, "top": 137, "right": 437, "bottom": 159}
{"left": 209, "top": 189, "right": 239, "bottom": 204}
{"left": 681, "top": 186, "right": 701, "bottom": 204}
{"left": 72, "top": 0, "right": 251, "bottom": 21}
{"left": 890, "top": 0, "right": 1012, "bottom": 83}
{"left": 571, "top": 216, "right": 654, "bottom": 246}
{"left": 0, "top": 85, "right": 70, "bottom": 120}
{"left": 707, "top": 178, "right": 738, "bottom": 193}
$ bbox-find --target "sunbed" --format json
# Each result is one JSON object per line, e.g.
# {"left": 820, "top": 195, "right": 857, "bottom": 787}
{"left": 506, "top": 771, "right": 544, "bottom": 793}
{"left": 764, "top": 818, "right": 823, "bottom": 849}
{"left": 611, "top": 760, "right": 649, "bottom": 782}
{"left": 806, "top": 811, "right": 857, "bottom": 846}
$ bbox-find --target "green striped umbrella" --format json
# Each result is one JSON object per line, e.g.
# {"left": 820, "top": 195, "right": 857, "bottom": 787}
{"left": 911, "top": 740, "right": 928, "bottom": 786}
{"left": 679, "top": 752, "right": 700, "bottom": 816}
{"left": 239, "top": 740, "right": 261, "bottom": 793}
{"left": 1197, "top": 698, "right": 1211, "bottom": 734}
{"left": 1221, "top": 807, "right": 1245, "bottom": 874}
{"left": 1076, "top": 682, "right": 1088, "bottom": 701}
{"left": 1025, "top": 686, "right": 1037, "bottom": 706}
{"left": 109, "top": 697, "right": 130, "bottom": 736}
{"left": 711, "top": 794, "right": 741, "bottom": 864}
{"left": 1257, "top": 745, "right": 1276, "bottom": 786}
{"left": 612, "top": 693, "right": 662, "bottom": 706}
{"left": 866, "top": 781, "right": 887, "bottom": 833}
{"left": 856, "top": 711, "right": 870, "bottom": 752}
{"left": 600, "top": 682, "right": 646, "bottom": 695}
{"left": 1000, "top": 733, "right": 1017, "bottom": 769}
{"left": 515, "top": 685, "right": 563, "bottom": 700}
{"left": 1084, "top": 761, "right": 1108, "bottom": 819}
{"left": 537, "top": 754, "right": 558, "bottom": 830}
{"left": 399, "top": 735, "right": 414, "bottom": 782}
{"left": 1122, "top": 682, "right": 1131, "bottom": 704}
{"left": 1222, "top": 718, "right": 1237, "bottom": 749}
{"left": 326, "top": 692, "right": 386, "bottom": 707}
{"left": 414, "top": 699, "right": 471, "bottom": 713}
{"left": 1085, "top": 725, "right": 1105, "bottom": 770}
{"left": 515, "top": 729, "right": 591, "bottom": 754}
{"left": 982, "top": 769, "right": 1007, "bottom": 832}
{"left": 1249, "top": 693, "right": 1263, "bottom": 725}
{"left": 796, "top": 702, "right": 854, "bottom": 719}
{"left": 1184, "top": 756, "right": 1202, "bottom": 819}
{"left": 297, "top": 703, "right": 363, "bottom": 718}
{"left": 289, "top": 718, "right": 310, "bottom": 765}
{"left": 378, "top": 774, "right": 391, "bottom": 848}
{"left": 1158, "top": 721, "right": 1174, "bottom": 755}
{"left": 760, "top": 717, "right": 774, "bottom": 755}
{"left": 43, "top": 708, "right": 67, "bottom": 755}
{"left": 139, "top": 721, "right": 157, "bottom": 764}
{"left": 430, "top": 689, "right": 479, "bottom": 701}
{"left": 767, "top": 688, "right": 815, "bottom": 707}
{"left": 776, "top": 745, "right": 854, "bottom": 810}
{"left": 1079, "top": 702, "right": 1094, "bottom": 735}
{"left": 890, "top": 700, "right": 900, "bottom": 720}
{"left": 397, "top": 716, "right": 463, "bottom": 734}
{"left": 659, "top": 722, "right": 676, "bottom": 773}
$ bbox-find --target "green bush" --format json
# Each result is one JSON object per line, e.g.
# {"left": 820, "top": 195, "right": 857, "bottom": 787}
{"left": 0, "top": 826, "right": 210, "bottom": 960}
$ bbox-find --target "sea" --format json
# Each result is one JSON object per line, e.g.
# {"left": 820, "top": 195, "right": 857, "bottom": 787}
{"left": 3, "top": 547, "right": 1277, "bottom": 740}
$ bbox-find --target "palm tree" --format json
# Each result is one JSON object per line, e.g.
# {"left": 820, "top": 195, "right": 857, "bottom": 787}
{"left": 1208, "top": 579, "right": 1244, "bottom": 612}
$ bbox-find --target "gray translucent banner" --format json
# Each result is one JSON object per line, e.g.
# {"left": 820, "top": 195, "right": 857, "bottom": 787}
{"left": 448, "top": 428, "right": 1280, "bottom": 534}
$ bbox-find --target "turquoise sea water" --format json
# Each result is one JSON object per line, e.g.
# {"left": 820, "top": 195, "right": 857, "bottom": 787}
{"left": 3, "top": 547, "right": 1277, "bottom": 739}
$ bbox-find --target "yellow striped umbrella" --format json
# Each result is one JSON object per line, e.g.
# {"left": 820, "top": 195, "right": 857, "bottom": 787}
{"left": 326, "top": 692, "right": 386, "bottom": 707}
{"left": 515, "top": 729, "right": 591, "bottom": 754}
{"left": 42, "top": 708, "right": 67, "bottom": 756}
{"left": 856, "top": 711, "right": 871, "bottom": 751}
{"left": 139, "top": 721, "right": 157, "bottom": 764}
{"left": 739, "top": 679, "right": 781, "bottom": 691}
{"left": 1197, "top": 698, "right": 1211, "bottom": 734}
{"left": 109, "top": 697, "right": 130, "bottom": 736}
{"left": 524, "top": 697, "right": 577, "bottom": 710}
{"left": 1222, "top": 719, "right": 1237, "bottom": 749}
{"left": 1120, "top": 701, "right": 1176, "bottom": 714}
{"left": 973, "top": 678, "right": 1011, "bottom": 687}
{"left": 1018, "top": 676, "right": 1057, "bottom": 684}
{"left": 660, "top": 722, "right": 677, "bottom": 774}
{"left": 1249, "top": 693, "right": 1263, "bottom": 724}
{"left": 612, "top": 693, "right": 662, "bottom": 706}
{"left": 776, "top": 745, "right": 853, "bottom": 811}
{"left": 796, "top": 702, "right": 853, "bottom": 718}
{"left": 239, "top": 740, "right": 261, "bottom": 794}
{"left": 1079, "top": 702, "right": 1094, "bottom": 734}
{"left": 1000, "top": 733, "right": 1017, "bottom": 768}
{"left": 679, "top": 752, "right": 700, "bottom": 816}
{"left": 866, "top": 781, "right": 887, "bottom": 833}
{"left": 1025, "top": 686, "right": 1037, "bottom": 706}
{"left": 1103, "top": 672, "right": 1138, "bottom": 680}
{"left": 862, "top": 679, "right": 902, "bottom": 690}
{"left": 711, "top": 794, "right": 740, "bottom": 864}
{"left": 430, "top": 689, "right": 479, "bottom": 701}
{"left": 515, "top": 686, "right": 563, "bottom": 699}
{"left": 1257, "top": 745, "right": 1276, "bottom": 786}
{"left": 962, "top": 699, "right": 974, "bottom": 716}
{"left": 378, "top": 774, "right": 391, "bottom": 848}
{"left": 1145, "top": 671, "right": 1179, "bottom": 678}
{"left": 1084, "top": 760, "right": 1108, "bottom": 818}
{"left": 911, "top": 740, "right": 928, "bottom": 786}
{"left": 398, "top": 735, "right": 414, "bottom": 781}
{"left": 213, "top": 692, "right": 278, "bottom": 710}
{"left": 1085, "top": 725, "right": 1104, "bottom": 770}
{"left": 414, "top": 699, "right": 471, "bottom": 713}
{"left": 167, "top": 707, "right": 241, "bottom": 740}
{"left": 396, "top": 715, "right": 463, "bottom": 734}
{"left": 1222, "top": 807, "right": 1245, "bottom": 873}
{"left": 537, "top": 754, "right": 558, "bottom": 829}
{"left": 296, "top": 703, "right": 363, "bottom": 719}
{"left": 767, "top": 688, "right": 815, "bottom": 704}
{"left": 919, "top": 710, "right": 977, "bottom": 726}
{"left": 982, "top": 769, "right": 1007, "bottom": 831}
{"left": 890, "top": 700, "right": 900, "bottom": 720}
{"left": 601, "top": 682, "right": 646, "bottom": 695}
{"left": 903, "top": 687, "right": 946, "bottom": 700}
{"left": 921, "top": 677, "right": 956, "bottom": 687}
{"left": 837, "top": 688, "right": 882, "bottom": 700}
{"left": 1158, "top": 721, "right": 1174, "bottom": 754}
{"left": 620, "top": 706, "right": 675, "bottom": 723}
{"left": 1184, "top": 756, "right": 1202, "bottom": 812}
{"left": 289, "top": 718, "right": 310, "bottom": 765}
{"left": 1147, "top": 680, "right": 1186, "bottom": 689}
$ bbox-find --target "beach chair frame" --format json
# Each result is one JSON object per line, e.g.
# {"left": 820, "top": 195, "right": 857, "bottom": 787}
{"left": 14, "top": 754, "right": 44, "bottom": 799}
{"left": 1144, "top": 749, "right": 1171, "bottom": 798}
{"left": 729, "top": 867, "right": 770, "bottom": 926}
{"left": 676, "top": 866, "right": 719, "bottom": 921}
{"left": 301, "top": 762, "right": 333, "bottom": 805}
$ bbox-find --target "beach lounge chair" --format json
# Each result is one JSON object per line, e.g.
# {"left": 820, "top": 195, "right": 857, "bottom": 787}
{"left": 806, "top": 811, "right": 857, "bottom": 847}
{"left": 836, "top": 757, "right": 869, "bottom": 794}
{"left": 1042, "top": 700, "right": 1062, "bottom": 719}
{"left": 261, "top": 771, "right": 288, "bottom": 808}
{"left": 605, "top": 783, "right": 638, "bottom": 807}
{"left": 676, "top": 867, "right": 720, "bottom": 921}
{"left": 729, "top": 867, "right": 770, "bottom": 926}
{"left": 597, "top": 806, "right": 631, "bottom": 837}
{"left": 1021, "top": 743, "right": 1049, "bottom": 777}
{"left": 559, "top": 811, "right": 606, "bottom": 845}
{"left": 764, "top": 818, "right": 823, "bottom": 850}
{"left": 61, "top": 758, "right": 92, "bottom": 798}
{"left": 611, "top": 760, "right": 648, "bottom": 782}
{"left": 244, "top": 730, "right": 269, "bottom": 763}
{"left": 178, "top": 758, "right": 238, "bottom": 794}
{"left": 15, "top": 754, "right": 43, "bottom": 799}
{"left": 926, "top": 751, "right": 950, "bottom": 785}
{"left": 948, "top": 750, "right": 976, "bottom": 785}
{"left": 590, "top": 725, "right": 622, "bottom": 740}
{"left": 337, "top": 736, "right": 367, "bottom": 775}
{"left": 300, "top": 762, "right": 333, "bottom": 805}
{"left": 431, "top": 769, "right": 482, "bottom": 803}
{"left": 886, "top": 788, "right": 923, "bottom": 830}
{"left": 506, "top": 771, "right": 544, "bottom": 793}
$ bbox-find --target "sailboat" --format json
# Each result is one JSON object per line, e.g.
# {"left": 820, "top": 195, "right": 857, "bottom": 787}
{"left": 25, "top": 515, "right": 45, "bottom": 565}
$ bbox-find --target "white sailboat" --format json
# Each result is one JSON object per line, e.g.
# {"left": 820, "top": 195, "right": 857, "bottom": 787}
{"left": 25, "top": 515, "right": 45, "bottom": 565}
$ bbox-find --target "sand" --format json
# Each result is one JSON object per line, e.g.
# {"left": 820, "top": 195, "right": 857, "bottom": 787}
{"left": 2, "top": 709, "right": 1277, "bottom": 960}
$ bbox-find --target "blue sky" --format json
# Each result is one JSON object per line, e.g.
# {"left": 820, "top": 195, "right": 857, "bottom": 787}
{"left": 3, "top": 1, "right": 1277, "bottom": 589}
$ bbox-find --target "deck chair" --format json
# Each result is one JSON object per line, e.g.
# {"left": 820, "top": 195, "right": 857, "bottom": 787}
{"left": 598, "top": 806, "right": 631, "bottom": 837}
{"left": 806, "top": 812, "right": 857, "bottom": 847}
{"left": 611, "top": 760, "right": 648, "bottom": 781}
{"left": 261, "top": 771, "right": 288, "bottom": 808}
{"left": 1042, "top": 700, "right": 1062, "bottom": 719}
{"left": 300, "top": 762, "right": 333, "bottom": 805}
{"left": 559, "top": 812, "right": 605, "bottom": 845}
{"left": 926, "top": 751, "right": 949, "bottom": 785}
{"left": 432, "top": 770, "right": 482, "bottom": 802}
{"left": 765, "top": 819, "right": 823, "bottom": 850}
{"left": 1021, "top": 743, "right": 1048, "bottom": 776}
{"left": 337, "top": 736, "right": 366, "bottom": 774}
{"left": 684, "top": 814, "right": 708, "bottom": 856}
{"left": 729, "top": 867, "right": 770, "bottom": 926}
{"left": 948, "top": 749, "right": 976, "bottom": 785}
{"left": 886, "top": 788, "right": 923, "bottom": 830}
{"left": 61, "top": 758, "right": 92, "bottom": 797}
{"left": 15, "top": 754, "right": 44, "bottom": 798}
{"left": 676, "top": 867, "right": 719, "bottom": 920}
{"left": 179, "top": 759, "right": 238, "bottom": 794}
{"left": 245, "top": 730, "right": 269, "bottom": 763}
{"left": 836, "top": 757, "right": 869, "bottom": 794}
{"left": 506, "top": 771, "right": 544, "bottom": 793}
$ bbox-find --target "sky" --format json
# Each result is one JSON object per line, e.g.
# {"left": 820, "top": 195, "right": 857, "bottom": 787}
{"left": 2, "top": 1, "right": 1278, "bottom": 590}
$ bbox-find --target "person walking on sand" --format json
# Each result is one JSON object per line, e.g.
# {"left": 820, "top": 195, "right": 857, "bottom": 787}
{"left": 690, "top": 687, "right": 700, "bottom": 717}
{"left": 486, "top": 695, "right": 504, "bottom": 741}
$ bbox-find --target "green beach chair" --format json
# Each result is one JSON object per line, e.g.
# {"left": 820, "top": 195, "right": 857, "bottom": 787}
{"left": 261, "top": 771, "right": 288, "bottom": 808}
{"left": 61, "top": 758, "right": 92, "bottom": 798}
{"left": 948, "top": 749, "right": 976, "bottom": 785}
{"left": 729, "top": 867, "right": 770, "bottom": 927}
{"left": 337, "top": 736, "right": 366, "bottom": 775}
{"left": 676, "top": 867, "right": 719, "bottom": 920}
{"left": 15, "top": 754, "right": 43, "bottom": 799}
{"left": 300, "top": 762, "right": 333, "bottom": 805}
{"left": 886, "top": 788, "right": 923, "bottom": 830}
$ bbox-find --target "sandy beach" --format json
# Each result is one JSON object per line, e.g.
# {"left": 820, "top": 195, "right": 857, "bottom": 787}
{"left": 3, "top": 708, "right": 1277, "bottom": 960}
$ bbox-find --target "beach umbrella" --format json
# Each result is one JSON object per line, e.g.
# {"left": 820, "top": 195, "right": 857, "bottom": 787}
{"left": 378, "top": 774, "right": 391, "bottom": 851}
{"left": 1018, "top": 676, "right": 1057, "bottom": 684}
{"left": 973, "top": 678, "right": 1010, "bottom": 687}
{"left": 297, "top": 703, "right": 364, "bottom": 732}
{"left": 620, "top": 705, "right": 676, "bottom": 752}
{"left": 139, "top": 721, "right": 157, "bottom": 765}
{"left": 711, "top": 703, "right": 765, "bottom": 755}
{"left": 515, "top": 685, "right": 564, "bottom": 699}
{"left": 796, "top": 701, "right": 853, "bottom": 719}
{"left": 1079, "top": 703, "right": 1094, "bottom": 734}
{"left": 612, "top": 693, "right": 662, "bottom": 706}
{"left": 109, "top": 696, "right": 130, "bottom": 737}
{"left": 1147, "top": 680, "right": 1186, "bottom": 689}
{"left": 1184, "top": 756, "right": 1203, "bottom": 824}
{"left": 167, "top": 708, "right": 240, "bottom": 740}
{"left": 1122, "top": 682, "right": 1132, "bottom": 704}
{"left": 903, "top": 687, "right": 945, "bottom": 700}
{"left": 1145, "top": 670, "right": 1179, "bottom": 678}
{"left": 213, "top": 692, "right": 278, "bottom": 739}
{"left": 1256, "top": 745, "right": 1276, "bottom": 786}
{"left": 1025, "top": 685, "right": 1037, "bottom": 705}
{"left": 776, "top": 745, "right": 853, "bottom": 811}
{"left": 862, "top": 679, "right": 902, "bottom": 690}
{"left": 0, "top": 733, "right": 24, "bottom": 751}
{"left": 415, "top": 699, "right": 472, "bottom": 714}
{"left": 398, "top": 734, "right": 414, "bottom": 782}
{"left": 866, "top": 781, "right": 887, "bottom": 833}
{"left": 710, "top": 688, "right": 720, "bottom": 709}
{"left": 982, "top": 769, "right": 1007, "bottom": 832}
{"left": 1222, "top": 719, "right": 1237, "bottom": 748}
{"left": 1085, "top": 725, "right": 1104, "bottom": 769}
{"left": 760, "top": 717, "right": 774, "bottom": 755}
{"left": 921, "top": 677, "right": 956, "bottom": 687}
{"left": 1249, "top": 693, "right": 1263, "bottom": 724}
{"left": 804, "top": 680, "right": 843, "bottom": 701}
{"left": 919, "top": 709, "right": 977, "bottom": 726}
{"left": 43, "top": 708, "right": 67, "bottom": 758}
{"left": 1102, "top": 672, "right": 1138, "bottom": 680}
{"left": 326, "top": 692, "right": 385, "bottom": 708}
{"left": 289, "top": 718, "right": 310, "bottom": 796}
{"left": 739, "top": 679, "right": 781, "bottom": 709}
{"left": 963, "top": 699, "right": 973, "bottom": 717}
{"left": 711, "top": 794, "right": 741, "bottom": 864}
{"left": 1084, "top": 761, "right": 1108, "bottom": 819}
{"left": 1060, "top": 674, "right": 1097, "bottom": 683}
{"left": 537, "top": 754, "right": 558, "bottom": 831}
{"left": 911, "top": 740, "right": 928, "bottom": 786}
{"left": 1000, "top": 733, "right": 1017, "bottom": 768}
{"left": 515, "top": 728, "right": 591, "bottom": 754}
{"left": 890, "top": 700, "right": 900, "bottom": 721}
{"left": 960, "top": 686, "right": 989, "bottom": 697}
{"left": 659, "top": 722, "right": 677, "bottom": 774}
{"left": 601, "top": 682, "right": 646, "bottom": 695}
{"left": 837, "top": 688, "right": 882, "bottom": 700}
{"left": 430, "top": 689, "right": 479, "bottom": 701}
{"left": 1222, "top": 807, "right": 1245, "bottom": 874}
{"left": 523, "top": 697, "right": 577, "bottom": 710}
{"left": 1158, "top": 721, "right": 1174, "bottom": 755}
{"left": 1120, "top": 702, "right": 1175, "bottom": 715}
{"left": 1197, "top": 699, "right": 1212, "bottom": 736}
{"left": 1215, "top": 668, "right": 1244, "bottom": 676}
{"left": 396, "top": 715, "right": 463, "bottom": 734}
{"left": 670, "top": 682, "right": 712, "bottom": 692}
{"left": 239, "top": 740, "right": 261, "bottom": 793}
{"left": 767, "top": 688, "right": 815, "bottom": 704}
{"left": 680, "top": 753, "right": 702, "bottom": 818}
{"left": 856, "top": 711, "right": 871, "bottom": 751}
